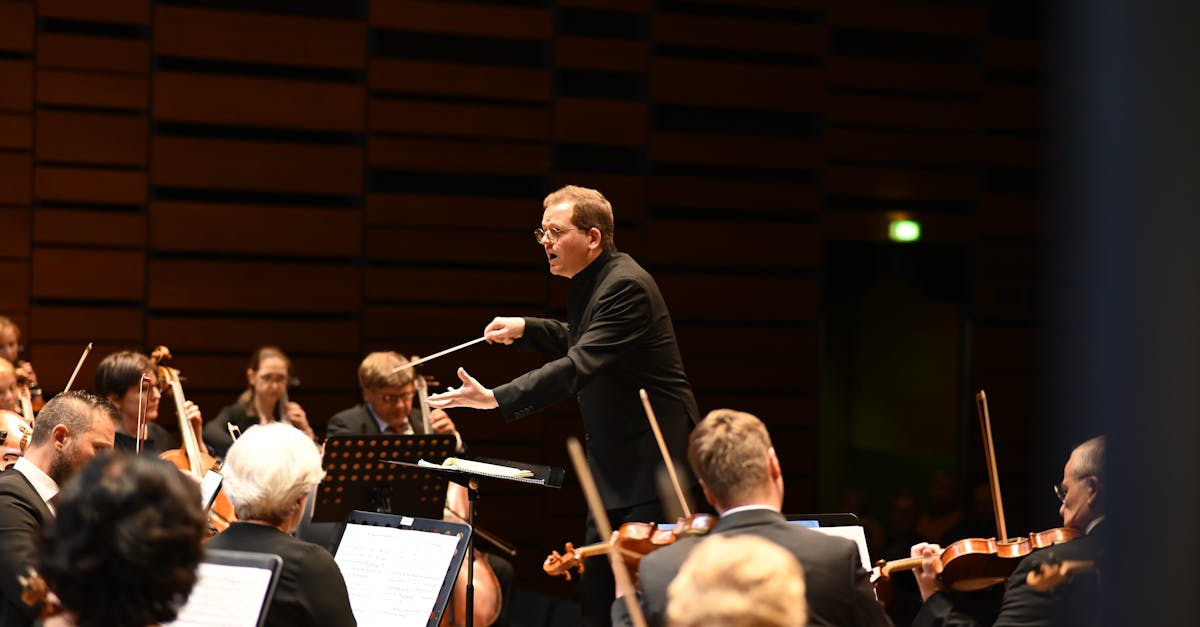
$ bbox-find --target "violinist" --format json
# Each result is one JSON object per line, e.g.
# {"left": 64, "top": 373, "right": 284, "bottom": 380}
{"left": 0, "top": 409, "right": 32, "bottom": 470}
{"left": 93, "top": 350, "right": 206, "bottom": 455}
{"left": 36, "top": 453, "right": 207, "bottom": 627}
{"left": 0, "top": 318, "right": 40, "bottom": 410}
{"left": 613, "top": 409, "right": 890, "bottom": 627}
{"left": 203, "top": 346, "right": 313, "bottom": 458}
{"left": 909, "top": 436, "right": 1106, "bottom": 627}
{"left": 0, "top": 359, "right": 18, "bottom": 414}
{"left": 0, "top": 392, "right": 116, "bottom": 627}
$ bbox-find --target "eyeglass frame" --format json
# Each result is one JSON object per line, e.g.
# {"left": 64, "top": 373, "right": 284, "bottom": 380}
{"left": 533, "top": 226, "right": 591, "bottom": 244}
{"left": 1052, "top": 474, "right": 1094, "bottom": 503}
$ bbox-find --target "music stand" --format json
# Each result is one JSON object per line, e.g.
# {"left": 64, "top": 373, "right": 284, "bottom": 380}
{"left": 386, "top": 456, "right": 564, "bottom": 627}
{"left": 313, "top": 435, "right": 458, "bottom": 523}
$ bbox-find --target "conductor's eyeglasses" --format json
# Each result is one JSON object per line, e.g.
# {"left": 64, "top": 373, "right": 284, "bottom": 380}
{"left": 533, "top": 227, "right": 586, "bottom": 243}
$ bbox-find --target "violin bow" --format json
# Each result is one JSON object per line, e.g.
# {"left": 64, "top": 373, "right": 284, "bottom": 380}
{"left": 566, "top": 437, "right": 648, "bottom": 627}
{"left": 976, "top": 390, "right": 1009, "bottom": 542}
{"left": 61, "top": 342, "right": 93, "bottom": 394}
{"left": 135, "top": 373, "right": 150, "bottom": 455}
{"left": 639, "top": 389, "right": 691, "bottom": 519}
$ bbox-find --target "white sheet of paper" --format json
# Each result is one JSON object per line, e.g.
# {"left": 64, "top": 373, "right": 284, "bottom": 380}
{"left": 811, "top": 525, "right": 872, "bottom": 570}
{"left": 335, "top": 523, "right": 463, "bottom": 627}
{"left": 165, "top": 562, "right": 274, "bottom": 627}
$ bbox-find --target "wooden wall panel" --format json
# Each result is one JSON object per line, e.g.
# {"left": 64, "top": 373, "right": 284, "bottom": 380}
{"left": 367, "top": 194, "right": 532, "bottom": 229}
{"left": 554, "top": 98, "right": 645, "bottom": 145}
{"left": 0, "top": 3, "right": 35, "bottom": 53}
{"left": 30, "top": 306, "right": 144, "bottom": 342}
{"left": 0, "top": 154, "right": 33, "bottom": 205}
{"left": 370, "top": 0, "right": 553, "bottom": 40}
{"left": 154, "top": 72, "right": 366, "bottom": 132}
{"left": 0, "top": 262, "right": 30, "bottom": 309}
{"left": 34, "top": 167, "right": 146, "bottom": 204}
{"left": 652, "top": 58, "right": 822, "bottom": 110}
{"left": 369, "top": 100, "right": 549, "bottom": 141}
{"left": 33, "top": 209, "right": 146, "bottom": 247}
{"left": 0, "top": 61, "right": 34, "bottom": 112}
{"left": 146, "top": 318, "right": 360, "bottom": 354}
{"left": 148, "top": 260, "right": 361, "bottom": 313}
{"left": 37, "top": 70, "right": 148, "bottom": 110}
{"left": 150, "top": 202, "right": 362, "bottom": 257}
{"left": 367, "top": 229, "right": 534, "bottom": 265}
{"left": 365, "top": 268, "right": 547, "bottom": 306}
{"left": 370, "top": 60, "right": 551, "bottom": 101}
{"left": 555, "top": 37, "right": 647, "bottom": 72}
{"left": 152, "top": 137, "right": 363, "bottom": 195}
{"left": 826, "top": 93, "right": 980, "bottom": 131}
{"left": 651, "top": 132, "right": 819, "bottom": 170}
{"left": 654, "top": 13, "right": 826, "bottom": 54}
{"left": 38, "top": 0, "right": 149, "bottom": 23}
{"left": 37, "top": 34, "right": 149, "bottom": 73}
{"left": 659, "top": 274, "right": 819, "bottom": 323}
{"left": 0, "top": 209, "right": 31, "bottom": 258}
{"left": 35, "top": 110, "right": 147, "bottom": 166}
{"left": 369, "top": 137, "right": 551, "bottom": 176}
{"left": 0, "top": 115, "right": 31, "bottom": 150}
{"left": 31, "top": 248, "right": 145, "bottom": 300}
{"left": 645, "top": 220, "right": 820, "bottom": 269}
{"left": 154, "top": 7, "right": 367, "bottom": 69}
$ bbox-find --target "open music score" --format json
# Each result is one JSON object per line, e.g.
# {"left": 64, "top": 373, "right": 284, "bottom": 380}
{"left": 418, "top": 457, "right": 534, "bottom": 479}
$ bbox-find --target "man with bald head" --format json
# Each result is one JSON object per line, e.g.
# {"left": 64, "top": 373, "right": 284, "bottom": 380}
{"left": 0, "top": 391, "right": 118, "bottom": 627}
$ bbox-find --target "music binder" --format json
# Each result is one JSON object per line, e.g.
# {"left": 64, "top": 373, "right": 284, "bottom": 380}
{"left": 333, "top": 511, "right": 472, "bottom": 627}
{"left": 165, "top": 549, "right": 284, "bottom": 627}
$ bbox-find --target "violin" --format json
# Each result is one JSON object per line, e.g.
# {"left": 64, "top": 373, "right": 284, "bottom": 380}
{"left": 150, "top": 346, "right": 237, "bottom": 534}
{"left": 543, "top": 513, "right": 716, "bottom": 581}
{"left": 874, "top": 526, "right": 1080, "bottom": 591}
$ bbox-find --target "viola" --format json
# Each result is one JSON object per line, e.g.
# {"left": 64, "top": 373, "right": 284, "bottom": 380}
{"left": 543, "top": 513, "right": 716, "bottom": 581}
{"left": 150, "top": 346, "right": 237, "bottom": 534}
{"left": 873, "top": 526, "right": 1081, "bottom": 592}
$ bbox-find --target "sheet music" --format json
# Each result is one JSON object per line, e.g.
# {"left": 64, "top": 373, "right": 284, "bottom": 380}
{"left": 335, "top": 523, "right": 463, "bottom": 627}
{"left": 165, "top": 562, "right": 274, "bottom": 627}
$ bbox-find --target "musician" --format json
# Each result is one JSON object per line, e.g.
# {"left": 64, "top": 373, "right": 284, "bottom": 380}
{"left": 326, "top": 351, "right": 461, "bottom": 450}
{"left": 207, "top": 422, "right": 356, "bottom": 627}
{"left": 94, "top": 350, "right": 206, "bottom": 455}
{"left": 0, "top": 318, "right": 39, "bottom": 409}
{"left": 612, "top": 409, "right": 891, "bottom": 627}
{"left": 0, "top": 391, "right": 117, "bottom": 627}
{"left": 0, "top": 410, "right": 31, "bottom": 471}
{"left": 664, "top": 534, "right": 808, "bottom": 627}
{"left": 0, "top": 360, "right": 18, "bottom": 414}
{"left": 426, "top": 185, "right": 699, "bottom": 626}
{"left": 203, "top": 346, "right": 314, "bottom": 458}
{"left": 909, "top": 436, "right": 1106, "bottom": 627}
{"left": 38, "top": 453, "right": 207, "bottom": 627}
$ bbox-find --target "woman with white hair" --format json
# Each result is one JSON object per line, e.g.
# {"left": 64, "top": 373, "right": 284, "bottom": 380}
{"left": 206, "top": 423, "right": 356, "bottom": 627}
{"left": 666, "top": 534, "right": 808, "bottom": 627}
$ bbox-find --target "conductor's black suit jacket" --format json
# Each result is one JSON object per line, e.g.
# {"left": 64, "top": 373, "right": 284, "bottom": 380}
{"left": 493, "top": 248, "right": 699, "bottom": 508}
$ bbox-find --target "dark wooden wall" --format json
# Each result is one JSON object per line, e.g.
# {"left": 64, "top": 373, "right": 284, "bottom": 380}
{"left": 1, "top": 0, "right": 1046, "bottom": 597}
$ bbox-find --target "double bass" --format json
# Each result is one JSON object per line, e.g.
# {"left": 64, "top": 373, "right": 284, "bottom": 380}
{"left": 150, "top": 346, "right": 237, "bottom": 534}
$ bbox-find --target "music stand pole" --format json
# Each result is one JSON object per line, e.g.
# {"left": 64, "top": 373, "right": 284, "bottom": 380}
{"left": 467, "top": 479, "right": 481, "bottom": 626}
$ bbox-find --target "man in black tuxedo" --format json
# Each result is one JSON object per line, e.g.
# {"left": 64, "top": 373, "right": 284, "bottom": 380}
{"left": 427, "top": 185, "right": 700, "bottom": 626}
{"left": 612, "top": 409, "right": 891, "bottom": 627}
{"left": 0, "top": 391, "right": 117, "bottom": 627}
{"left": 910, "top": 436, "right": 1107, "bottom": 627}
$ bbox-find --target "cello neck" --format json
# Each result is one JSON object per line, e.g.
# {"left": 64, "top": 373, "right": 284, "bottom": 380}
{"left": 170, "top": 377, "right": 204, "bottom": 477}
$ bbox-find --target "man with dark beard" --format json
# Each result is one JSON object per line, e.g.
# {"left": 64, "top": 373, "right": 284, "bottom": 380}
{"left": 0, "top": 391, "right": 117, "bottom": 627}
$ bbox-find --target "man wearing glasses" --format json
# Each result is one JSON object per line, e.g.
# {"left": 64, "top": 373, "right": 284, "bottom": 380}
{"left": 909, "top": 436, "right": 1107, "bottom": 627}
{"left": 427, "top": 185, "right": 700, "bottom": 627}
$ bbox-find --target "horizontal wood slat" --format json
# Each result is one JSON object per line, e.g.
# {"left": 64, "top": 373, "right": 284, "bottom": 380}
{"left": 154, "top": 6, "right": 367, "bottom": 69}
{"left": 828, "top": 58, "right": 982, "bottom": 94}
{"left": 37, "top": 33, "right": 149, "bottom": 73}
{"left": 35, "top": 167, "right": 147, "bottom": 204}
{"left": 32, "top": 247, "right": 145, "bottom": 300}
{"left": 152, "top": 137, "right": 363, "bottom": 195}
{"left": 824, "top": 164, "right": 980, "bottom": 201}
{"left": 824, "top": 129, "right": 978, "bottom": 165}
{"left": 370, "top": 99, "right": 549, "bottom": 141}
{"left": 37, "top": 70, "right": 148, "bottom": 110}
{"left": 0, "top": 3, "right": 34, "bottom": 53}
{"left": 150, "top": 202, "right": 362, "bottom": 257}
{"left": 0, "top": 114, "right": 31, "bottom": 150}
{"left": 825, "top": 93, "right": 980, "bottom": 131}
{"left": 555, "top": 36, "right": 648, "bottom": 72}
{"left": 367, "top": 193, "right": 532, "bottom": 229}
{"left": 651, "top": 131, "right": 820, "bottom": 170}
{"left": 38, "top": 0, "right": 149, "bottom": 24}
{"left": 0, "top": 61, "right": 34, "bottom": 112}
{"left": 0, "top": 209, "right": 31, "bottom": 258}
{"left": 29, "top": 305, "right": 144, "bottom": 342}
{"left": 0, "top": 262, "right": 30, "bottom": 309}
{"left": 554, "top": 98, "right": 646, "bottom": 146}
{"left": 0, "top": 154, "right": 33, "bottom": 205}
{"left": 828, "top": 2, "right": 984, "bottom": 35}
{"left": 644, "top": 220, "right": 820, "bottom": 269}
{"left": 366, "top": 268, "right": 547, "bottom": 307}
{"left": 370, "top": 59, "right": 551, "bottom": 102}
{"left": 149, "top": 259, "right": 361, "bottom": 313}
{"left": 146, "top": 318, "right": 361, "bottom": 354}
{"left": 647, "top": 176, "right": 821, "bottom": 215}
{"left": 369, "top": 137, "right": 551, "bottom": 176}
{"left": 652, "top": 58, "right": 822, "bottom": 110}
{"left": 33, "top": 209, "right": 146, "bottom": 247}
{"left": 654, "top": 13, "right": 826, "bottom": 55}
{"left": 154, "top": 72, "right": 366, "bottom": 132}
{"left": 367, "top": 228, "right": 535, "bottom": 265}
{"left": 35, "top": 110, "right": 147, "bottom": 166}
{"left": 370, "top": 0, "right": 553, "bottom": 41}
{"left": 658, "top": 274, "right": 819, "bottom": 323}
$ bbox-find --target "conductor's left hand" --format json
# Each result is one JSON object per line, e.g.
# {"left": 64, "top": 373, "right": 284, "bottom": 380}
{"left": 425, "top": 367, "right": 499, "bottom": 410}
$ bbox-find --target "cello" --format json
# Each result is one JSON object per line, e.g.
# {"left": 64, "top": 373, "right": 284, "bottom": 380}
{"left": 150, "top": 346, "right": 237, "bottom": 534}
